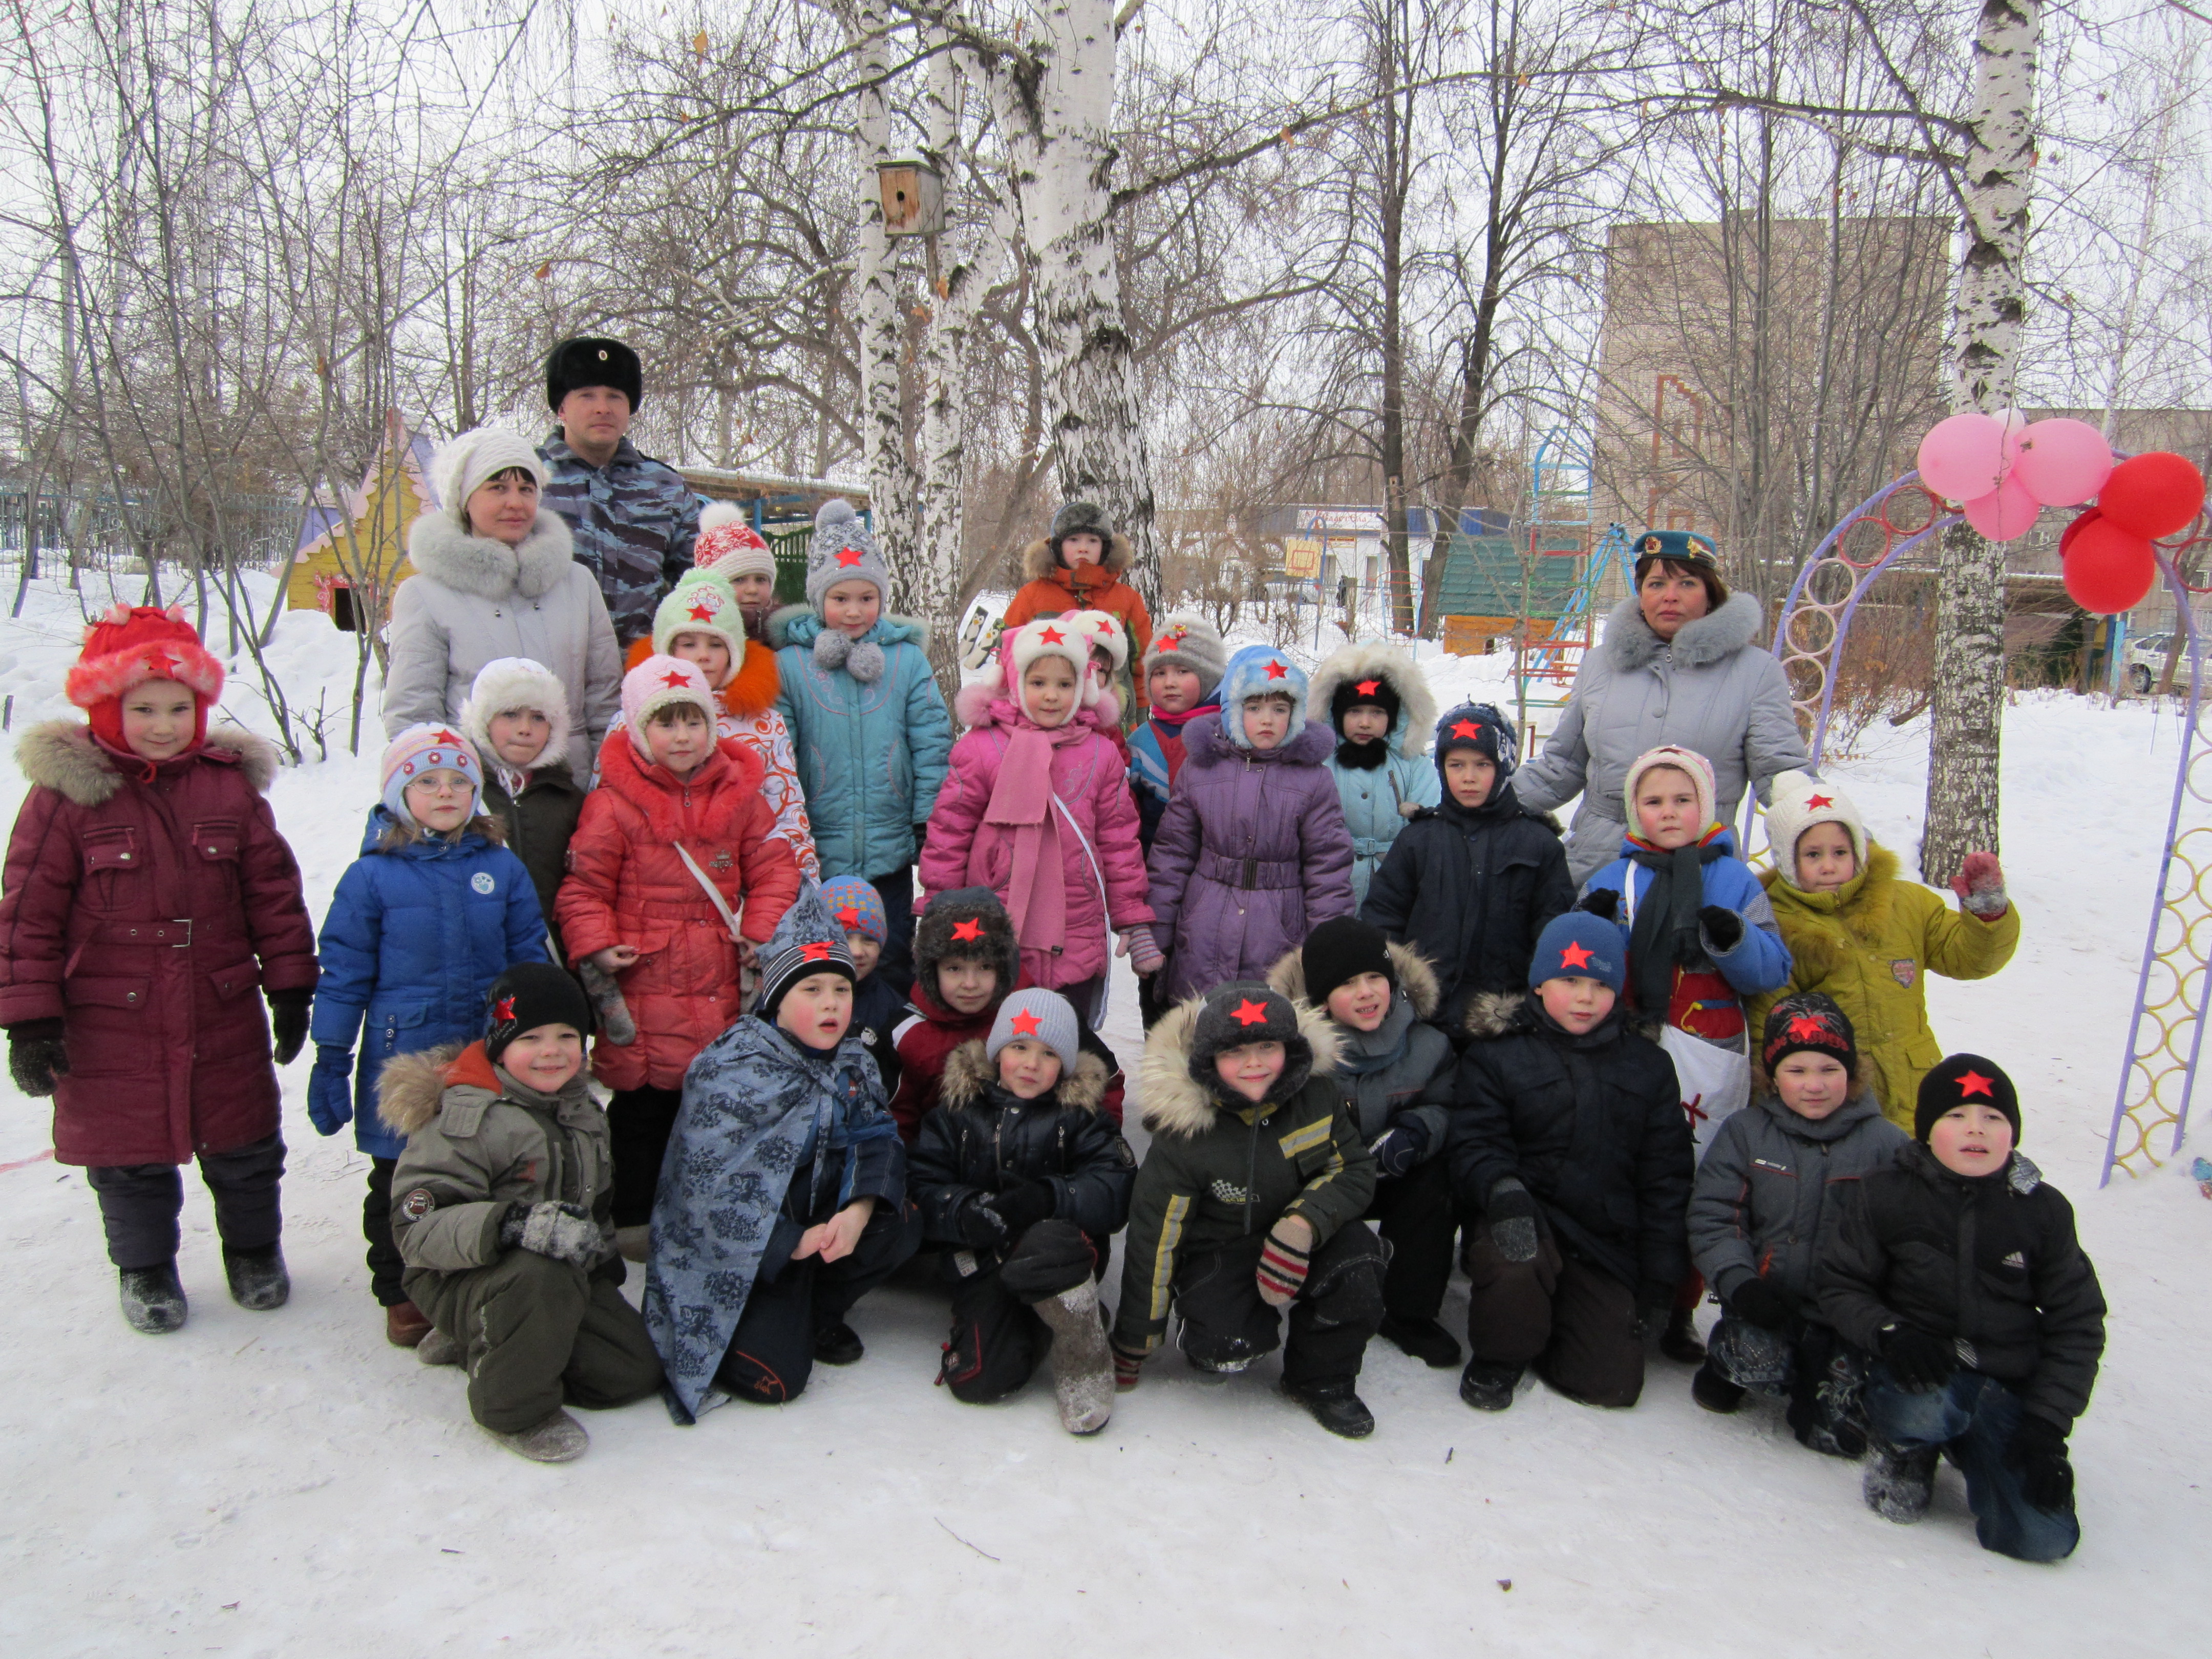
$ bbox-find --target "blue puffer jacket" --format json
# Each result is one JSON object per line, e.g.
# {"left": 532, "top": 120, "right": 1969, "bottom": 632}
{"left": 770, "top": 606, "right": 953, "bottom": 881}
{"left": 310, "top": 811, "right": 550, "bottom": 1159}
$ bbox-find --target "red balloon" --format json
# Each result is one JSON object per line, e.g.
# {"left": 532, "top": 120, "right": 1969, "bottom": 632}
{"left": 2062, "top": 517, "right": 2158, "bottom": 613}
{"left": 2058, "top": 506, "right": 2102, "bottom": 556}
{"left": 2098, "top": 452, "right": 2206, "bottom": 540}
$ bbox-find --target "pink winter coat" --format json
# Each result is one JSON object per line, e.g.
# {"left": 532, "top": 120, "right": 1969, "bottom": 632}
{"left": 919, "top": 696, "right": 1153, "bottom": 991}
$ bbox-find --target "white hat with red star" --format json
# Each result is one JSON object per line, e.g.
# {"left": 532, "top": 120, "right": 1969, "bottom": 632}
{"left": 1764, "top": 768, "right": 1867, "bottom": 881}
{"left": 620, "top": 654, "right": 721, "bottom": 758}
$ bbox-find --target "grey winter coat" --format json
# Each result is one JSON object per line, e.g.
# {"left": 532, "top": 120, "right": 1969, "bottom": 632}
{"left": 383, "top": 509, "right": 623, "bottom": 775}
{"left": 1512, "top": 594, "right": 1811, "bottom": 882}
{"left": 1687, "top": 1088, "right": 1908, "bottom": 1310}
{"left": 1269, "top": 940, "right": 1455, "bottom": 1155}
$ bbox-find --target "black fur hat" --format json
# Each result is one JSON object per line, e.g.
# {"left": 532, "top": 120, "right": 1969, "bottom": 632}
{"left": 914, "top": 886, "right": 1020, "bottom": 997}
{"left": 1186, "top": 982, "right": 1315, "bottom": 1105}
{"left": 546, "top": 336, "right": 644, "bottom": 414}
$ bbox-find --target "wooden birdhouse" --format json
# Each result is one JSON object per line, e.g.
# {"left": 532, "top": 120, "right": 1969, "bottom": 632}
{"left": 877, "top": 161, "right": 944, "bottom": 238}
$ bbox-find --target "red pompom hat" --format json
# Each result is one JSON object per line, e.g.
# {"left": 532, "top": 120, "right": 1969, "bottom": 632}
{"left": 65, "top": 603, "right": 225, "bottom": 755}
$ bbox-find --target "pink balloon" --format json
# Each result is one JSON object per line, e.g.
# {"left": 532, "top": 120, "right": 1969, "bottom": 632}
{"left": 2013, "top": 417, "right": 2114, "bottom": 507}
{"left": 1918, "top": 412, "right": 2009, "bottom": 501}
{"left": 1962, "top": 476, "right": 2041, "bottom": 541}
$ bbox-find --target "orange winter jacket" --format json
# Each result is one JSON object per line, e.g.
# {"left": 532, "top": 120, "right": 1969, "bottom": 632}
{"left": 1001, "top": 533, "right": 1154, "bottom": 714}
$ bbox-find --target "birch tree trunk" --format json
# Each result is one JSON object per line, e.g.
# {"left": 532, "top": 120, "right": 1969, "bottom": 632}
{"left": 1923, "top": 0, "right": 2037, "bottom": 884}
{"left": 848, "top": 1, "right": 921, "bottom": 588}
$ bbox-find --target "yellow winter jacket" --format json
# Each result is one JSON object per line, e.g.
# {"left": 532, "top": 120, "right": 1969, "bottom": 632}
{"left": 1748, "top": 844, "right": 2020, "bottom": 1130}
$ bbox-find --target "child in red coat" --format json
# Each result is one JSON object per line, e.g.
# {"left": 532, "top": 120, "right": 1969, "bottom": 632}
{"left": 555, "top": 655, "right": 800, "bottom": 1243}
{"left": 0, "top": 606, "right": 318, "bottom": 1333}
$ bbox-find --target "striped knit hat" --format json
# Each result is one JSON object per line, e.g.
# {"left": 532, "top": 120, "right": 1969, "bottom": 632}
{"left": 757, "top": 885, "right": 858, "bottom": 1018}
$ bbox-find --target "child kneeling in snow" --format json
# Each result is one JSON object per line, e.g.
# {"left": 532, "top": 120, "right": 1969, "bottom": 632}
{"left": 645, "top": 889, "right": 922, "bottom": 1421}
{"left": 1687, "top": 993, "right": 1906, "bottom": 1452}
{"left": 1817, "top": 1057, "right": 2105, "bottom": 1562}
{"left": 1112, "top": 983, "right": 1385, "bottom": 1438}
{"left": 1447, "top": 912, "right": 1693, "bottom": 1412}
{"left": 821, "top": 876, "right": 903, "bottom": 1098}
{"left": 382, "top": 964, "right": 662, "bottom": 1463}
{"left": 910, "top": 989, "right": 1133, "bottom": 1433}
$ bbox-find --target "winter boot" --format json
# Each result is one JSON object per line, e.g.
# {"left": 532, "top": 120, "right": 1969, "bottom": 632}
{"left": 119, "top": 1263, "right": 187, "bottom": 1334}
{"left": 1283, "top": 1376, "right": 1375, "bottom": 1439}
{"left": 484, "top": 1408, "right": 589, "bottom": 1463}
{"left": 1659, "top": 1306, "right": 1707, "bottom": 1364}
{"left": 418, "top": 1327, "right": 464, "bottom": 1367}
{"left": 222, "top": 1243, "right": 290, "bottom": 1311}
{"left": 1691, "top": 1362, "right": 1747, "bottom": 1414}
{"left": 613, "top": 1225, "right": 651, "bottom": 1264}
{"left": 1862, "top": 1437, "right": 1939, "bottom": 1523}
{"left": 1458, "top": 1357, "right": 1523, "bottom": 1413}
{"left": 1789, "top": 1348, "right": 1870, "bottom": 1458}
{"left": 1032, "top": 1280, "right": 1114, "bottom": 1435}
{"left": 813, "top": 1322, "right": 865, "bottom": 1366}
{"left": 385, "top": 1300, "right": 433, "bottom": 1348}
{"left": 1377, "top": 1312, "right": 1462, "bottom": 1369}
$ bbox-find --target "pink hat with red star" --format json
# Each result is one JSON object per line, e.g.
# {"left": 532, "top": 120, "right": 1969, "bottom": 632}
{"left": 620, "top": 654, "right": 720, "bottom": 758}
{"left": 380, "top": 721, "right": 485, "bottom": 826}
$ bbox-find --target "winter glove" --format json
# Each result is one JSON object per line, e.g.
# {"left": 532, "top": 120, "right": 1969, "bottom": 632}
{"left": 954, "top": 1194, "right": 1010, "bottom": 1250}
{"left": 1880, "top": 1321, "right": 1959, "bottom": 1392}
{"left": 266, "top": 989, "right": 312, "bottom": 1066}
{"left": 498, "top": 1200, "right": 602, "bottom": 1270}
{"left": 307, "top": 1045, "right": 354, "bottom": 1136}
{"left": 1727, "top": 1276, "right": 1793, "bottom": 1330}
{"left": 1255, "top": 1221, "right": 1312, "bottom": 1307}
{"left": 1576, "top": 888, "right": 1620, "bottom": 923}
{"left": 1633, "top": 1283, "right": 1676, "bottom": 1342}
{"left": 1119, "top": 924, "right": 1166, "bottom": 975}
{"left": 1951, "top": 850, "right": 2009, "bottom": 919}
{"left": 2007, "top": 1414, "right": 2075, "bottom": 1511}
{"left": 1698, "top": 905, "right": 1745, "bottom": 953}
{"left": 6, "top": 1018, "right": 68, "bottom": 1097}
{"left": 578, "top": 959, "right": 636, "bottom": 1046}
{"left": 1112, "top": 1343, "right": 1146, "bottom": 1392}
{"left": 1485, "top": 1176, "right": 1540, "bottom": 1264}
{"left": 1368, "top": 1118, "right": 1431, "bottom": 1179}
{"left": 983, "top": 1178, "right": 1057, "bottom": 1239}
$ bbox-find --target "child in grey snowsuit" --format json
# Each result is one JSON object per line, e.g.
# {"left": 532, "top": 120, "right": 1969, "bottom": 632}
{"left": 1686, "top": 993, "right": 1907, "bottom": 1453}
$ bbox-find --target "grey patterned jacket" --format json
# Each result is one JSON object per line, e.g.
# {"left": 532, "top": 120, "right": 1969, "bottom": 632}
{"left": 537, "top": 434, "right": 699, "bottom": 645}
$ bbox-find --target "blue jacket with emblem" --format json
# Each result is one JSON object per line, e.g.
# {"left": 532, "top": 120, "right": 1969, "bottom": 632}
{"left": 309, "top": 810, "right": 549, "bottom": 1159}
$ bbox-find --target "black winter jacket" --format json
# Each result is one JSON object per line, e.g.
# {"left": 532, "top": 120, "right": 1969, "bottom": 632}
{"left": 1447, "top": 992, "right": 1694, "bottom": 1296}
{"left": 908, "top": 1040, "right": 1134, "bottom": 1266}
{"left": 1360, "top": 791, "right": 1575, "bottom": 1033}
{"left": 1817, "top": 1144, "right": 2106, "bottom": 1428}
{"left": 480, "top": 763, "right": 585, "bottom": 961}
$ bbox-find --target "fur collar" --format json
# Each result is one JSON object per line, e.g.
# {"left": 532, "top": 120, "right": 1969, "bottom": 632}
{"left": 1603, "top": 591, "right": 1763, "bottom": 673}
{"left": 16, "top": 720, "right": 279, "bottom": 806}
{"left": 375, "top": 1043, "right": 472, "bottom": 1136}
{"left": 1307, "top": 643, "right": 1438, "bottom": 759}
{"left": 405, "top": 508, "right": 576, "bottom": 602}
{"left": 939, "top": 1038, "right": 1111, "bottom": 1115}
{"left": 1021, "top": 533, "right": 1135, "bottom": 582}
{"left": 1267, "top": 939, "right": 1441, "bottom": 1020}
{"left": 1182, "top": 710, "right": 1335, "bottom": 769}
{"left": 1138, "top": 993, "right": 1342, "bottom": 1139}
{"left": 1460, "top": 990, "right": 1528, "bottom": 1041}
{"left": 723, "top": 640, "right": 784, "bottom": 719}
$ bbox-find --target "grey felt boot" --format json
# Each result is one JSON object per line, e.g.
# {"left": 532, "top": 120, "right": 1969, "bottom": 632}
{"left": 1862, "top": 1437, "right": 1939, "bottom": 1522}
{"left": 223, "top": 1243, "right": 290, "bottom": 1311}
{"left": 1033, "top": 1278, "right": 1114, "bottom": 1435}
{"left": 119, "top": 1263, "right": 188, "bottom": 1334}
{"left": 417, "top": 1327, "right": 464, "bottom": 1367}
{"left": 484, "top": 1408, "right": 589, "bottom": 1463}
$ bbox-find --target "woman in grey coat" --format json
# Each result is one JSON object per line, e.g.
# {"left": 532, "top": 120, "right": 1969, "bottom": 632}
{"left": 1512, "top": 529, "right": 1811, "bottom": 884}
{"left": 382, "top": 429, "right": 623, "bottom": 775}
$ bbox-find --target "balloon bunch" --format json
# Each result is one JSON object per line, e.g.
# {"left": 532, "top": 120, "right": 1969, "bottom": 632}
{"left": 1916, "top": 412, "right": 2207, "bottom": 614}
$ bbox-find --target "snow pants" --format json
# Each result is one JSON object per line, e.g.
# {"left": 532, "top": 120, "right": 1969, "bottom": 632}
{"left": 406, "top": 1251, "right": 662, "bottom": 1434}
{"left": 714, "top": 1199, "right": 924, "bottom": 1405}
{"left": 87, "top": 1133, "right": 285, "bottom": 1271}
{"left": 937, "top": 1220, "right": 1102, "bottom": 1403}
{"left": 1462, "top": 1224, "right": 1642, "bottom": 1407}
{"left": 1865, "top": 1367, "right": 2081, "bottom": 1562}
{"left": 363, "top": 1157, "right": 407, "bottom": 1307}
{"left": 606, "top": 1084, "right": 684, "bottom": 1228}
{"left": 1364, "top": 1157, "right": 1458, "bottom": 1321}
{"left": 1172, "top": 1221, "right": 1386, "bottom": 1388}
{"left": 1707, "top": 1315, "right": 1871, "bottom": 1455}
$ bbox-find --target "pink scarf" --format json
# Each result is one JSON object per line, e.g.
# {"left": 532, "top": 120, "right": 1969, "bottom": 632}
{"left": 970, "top": 726, "right": 1070, "bottom": 955}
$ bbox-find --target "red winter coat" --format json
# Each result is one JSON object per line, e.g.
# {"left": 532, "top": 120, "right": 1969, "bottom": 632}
{"left": 0, "top": 724, "right": 318, "bottom": 1166}
{"left": 555, "top": 730, "right": 800, "bottom": 1091}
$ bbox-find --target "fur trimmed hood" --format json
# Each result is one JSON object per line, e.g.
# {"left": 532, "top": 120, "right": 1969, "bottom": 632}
{"left": 1022, "top": 530, "right": 1135, "bottom": 582}
{"left": 1138, "top": 992, "right": 1342, "bottom": 1139}
{"left": 1460, "top": 989, "right": 1527, "bottom": 1041}
{"left": 1603, "top": 590, "right": 1764, "bottom": 673}
{"left": 1308, "top": 642, "right": 1437, "bottom": 758}
{"left": 16, "top": 719, "right": 279, "bottom": 806}
{"left": 939, "top": 1038, "right": 1112, "bottom": 1115}
{"left": 374, "top": 1041, "right": 475, "bottom": 1137}
{"left": 405, "top": 507, "right": 576, "bottom": 603}
{"left": 1181, "top": 708, "right": 1336, "bottom": 769}
{"left": 1266, "top": 938, "right": 1441, "bottom": 1020}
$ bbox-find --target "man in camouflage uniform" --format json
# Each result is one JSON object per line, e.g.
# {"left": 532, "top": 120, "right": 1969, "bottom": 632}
{"left": 537, "top": 336, "right": 700, "bottom": 647}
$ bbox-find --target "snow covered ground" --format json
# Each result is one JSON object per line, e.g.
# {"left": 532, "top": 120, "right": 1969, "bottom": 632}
{"left": 2, "top": 579, "right": 2206, "bottom": 1656}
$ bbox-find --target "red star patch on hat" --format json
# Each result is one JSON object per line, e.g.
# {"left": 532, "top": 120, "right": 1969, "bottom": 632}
{"left": 799, "top": 942, "right": 835, "bottom": 962}
{"left": 1807, "top": 794, "right": 1834, "bottom": 810}
{"left": 1092, "top": 619, "right": 1114, "bottom": 634}
{"left": 1558, "top": 941, "right": 1594, "bottom": 970}
{"left": 1010, "top": 1010, "right": 1043, "bottom": 1036}
{"left": 1956, "top": 1069, "right": 1995, "bottom": 1099}
{"left": 687, "top": 600, "right": 717, "bottom": 623}
{"left": 433, "top": 729, "right": 464, "bottom": 746}
{"left": 951, "top": 919, "right": 984, "bottom": 943}
{"left": 1160, "top": 631, "right": 1185, "bottom": 648}
{"left": 1039, "top": 626, "right": 1066, "bottom": 644}
{"left": 1355, "top": 679, "right": 1380, "bottom": 696}
{"left": 835, "top": 547, "right": 864, "bottom": 567}
{"left": 1232, "top": 998, "right": 1270, "bottom": 1026}
{"left": 1786, "top": 1013, "right": 1829, "bottom": 1041}
{"left": 1451, "top": 718, "right": 1482, "bottom": 740}
{"left": 835, "top": 905, "right": 862, "bottom": 929}
{"left": 492, "top": 995, "right": 516, "bottom": 1023}
{"left": 1263, "top": 660, "right": 1288, "bottom": 679}
{"left": 658, "top": 668, "right": 692, "bottom": 688}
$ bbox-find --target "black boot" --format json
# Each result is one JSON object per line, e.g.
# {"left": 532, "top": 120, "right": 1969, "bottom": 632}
{"left": 1458, "top": 1357, "right": 1523, "bottom": 1412}
{"left": 1283, "top": 1376, "right": 1375, "bottom": 1439}
{"left": 223, "top": 1243, "right": 290, "bottom": 1311}
{"left": 1659, "top": 1306, "right": 1706, "bottom": 1364}
{"left": 1377, "top": 1312, "right": 1462, "bottom": 1369}
{"left": 813, "top": 1322, "right": 865, "bottom": 1366}
{"left": 1862, "top": 1437, "right": 1939, "bottom": 1523}
{"left": 1691, "top": 1362, "right": 1746, "bottom": 1414}
{"left": 119, "top": 1263, "right": 188, "bottom": 1334}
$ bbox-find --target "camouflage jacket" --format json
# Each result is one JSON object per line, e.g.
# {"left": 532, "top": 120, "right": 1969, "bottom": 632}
{"left": 537, "top": 434, "right": 699, "bottom": 644}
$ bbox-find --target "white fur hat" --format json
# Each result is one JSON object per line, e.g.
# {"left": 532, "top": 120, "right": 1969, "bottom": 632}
{"left": 459, "top": 656, "right": 572, "bottom": 772}
{"left": 1624, "top": 743, "right": 1718, "bottom": 834}
{"left": 1069, "top": 609, "right": 1129, "bottom": 670}
{"left": 1764, "top": 769, "right": 1867, "bottom": 877}
{"left": 433, "top": 429, "right": 544, "bottom": 532}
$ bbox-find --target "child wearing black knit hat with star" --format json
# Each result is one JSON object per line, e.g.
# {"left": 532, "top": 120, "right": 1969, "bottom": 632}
{"left": 1817, "top": 1054, "right": 2107, "bottom": 1560}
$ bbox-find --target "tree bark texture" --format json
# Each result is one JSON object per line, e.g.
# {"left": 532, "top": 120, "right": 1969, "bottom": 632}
{"left": 849, "top": 1, "right": 922, "bottom": 594}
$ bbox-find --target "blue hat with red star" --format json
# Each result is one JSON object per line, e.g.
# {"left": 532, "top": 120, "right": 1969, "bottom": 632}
{"left": 1219, "top": 645, "right": 1310, "bottom": 749}
{"left": 1433, "top": 701, "right": 1518, "bottom": 779}
{"left": 1528, "top": 911, "right": 1625, "bottom": 994}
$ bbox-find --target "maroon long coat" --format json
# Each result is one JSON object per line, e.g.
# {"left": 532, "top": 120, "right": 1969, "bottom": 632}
{"left": 0, "top": 723, "right": 318, "bottom": 1165}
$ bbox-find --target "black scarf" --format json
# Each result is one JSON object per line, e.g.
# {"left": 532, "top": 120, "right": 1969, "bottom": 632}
{"left": 1334, "top": 736, "right": 1389, "bottom": 770}
{"left": 1625, "top": 838, "right": 1728, "bottom": 1019}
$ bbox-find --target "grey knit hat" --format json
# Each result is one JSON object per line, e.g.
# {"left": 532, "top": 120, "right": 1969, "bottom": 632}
{"left": 805, "top": 498, "right": 892, "bottom": 611}
{"left": 986, "top": 988, "right": 1082, "bottom": 1073}
{"left": 1143, "top": 611, "right": 1228, "bottom": 700}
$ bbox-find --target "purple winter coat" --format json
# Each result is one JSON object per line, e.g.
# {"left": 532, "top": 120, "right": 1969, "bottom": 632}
{"left": 1145, "top": 715, "right": 1355, "bottom": 1002}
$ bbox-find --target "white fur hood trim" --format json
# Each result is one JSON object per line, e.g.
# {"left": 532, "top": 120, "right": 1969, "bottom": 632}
{"left": 1307, "top": 642, "right": 1438, "bottom": 757}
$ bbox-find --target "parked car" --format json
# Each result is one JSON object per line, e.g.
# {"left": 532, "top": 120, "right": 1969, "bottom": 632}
{"left": 2127, "top": 631, "right": 2199, "bottom": 695}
